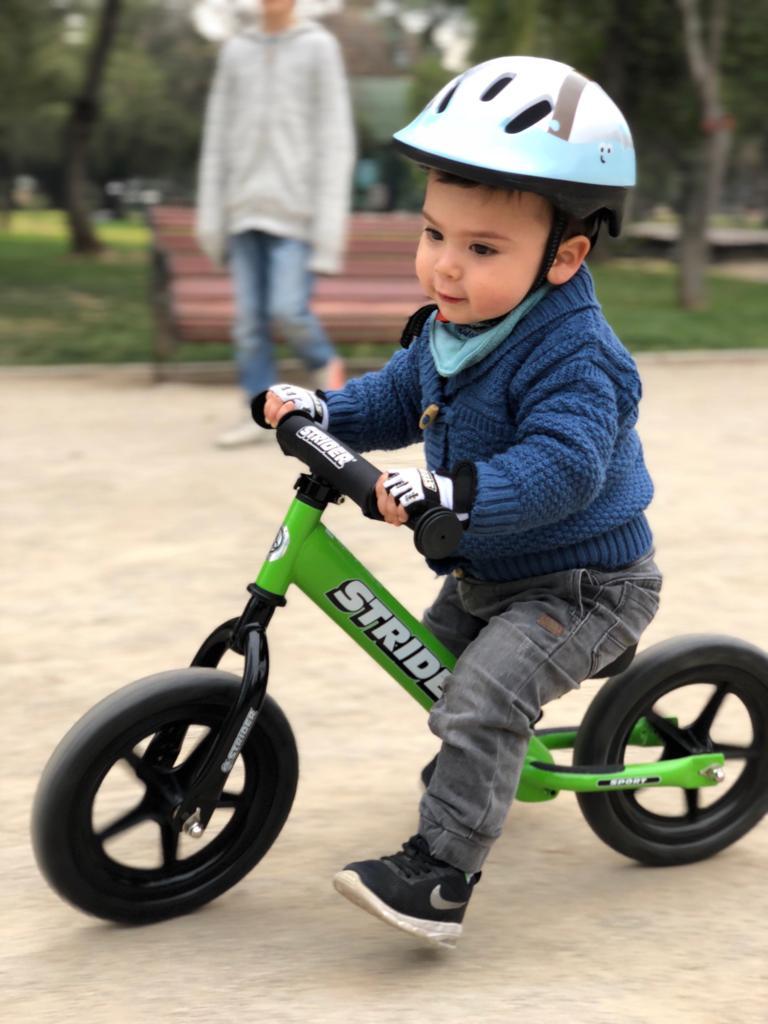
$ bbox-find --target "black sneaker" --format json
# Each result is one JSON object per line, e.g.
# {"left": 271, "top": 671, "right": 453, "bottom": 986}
{"left": 333, "top": 834, "right": 479, "bottom": 948}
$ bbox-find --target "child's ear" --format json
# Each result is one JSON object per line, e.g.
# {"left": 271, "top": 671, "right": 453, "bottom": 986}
{"left": 546, "top": 234, "right": 592, "bottom": 286}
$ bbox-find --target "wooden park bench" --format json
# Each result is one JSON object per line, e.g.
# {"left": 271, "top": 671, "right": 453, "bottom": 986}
{"left": 148, "top": 206, "right": 428, "bottom": 380}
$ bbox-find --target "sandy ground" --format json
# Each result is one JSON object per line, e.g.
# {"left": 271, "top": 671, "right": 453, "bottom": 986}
{"left": 2, "top": 355, "right": 768, "bottom": 1024}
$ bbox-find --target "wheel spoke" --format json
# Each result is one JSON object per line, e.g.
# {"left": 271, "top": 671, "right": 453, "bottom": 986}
{"left": 714, "top": 743, "right": 761, "bottom": 760}
{"left": 160, "top": 820, "right": 179, "bottom": 867}
{"left": 645, "top": 710, "right": 698, "bottom": 754}
{"left": 143, "top": 722, "right": 189, "bottom": 769}
{"left": 96, "top": 799, "right": 151, "bottom": 842}
{"left": 123, "top": 749, "right": 163, "bottom": 787}
{"left": 690, "top": 684, "right": 729, "bottom": 740}
{"left": 217, "top": 791, "right": 241, "bottom": 807}
{"left": 684, "top": 787, "right": 701, "bottom": 821}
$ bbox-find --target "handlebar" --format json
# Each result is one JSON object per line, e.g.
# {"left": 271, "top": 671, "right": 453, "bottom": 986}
{"left": 274, "top": 413, "right": 464, "bottom": 560}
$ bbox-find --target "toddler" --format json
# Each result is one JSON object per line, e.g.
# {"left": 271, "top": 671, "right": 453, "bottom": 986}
{"left": 256, "top": 56, "right": 662, "bottom": 947}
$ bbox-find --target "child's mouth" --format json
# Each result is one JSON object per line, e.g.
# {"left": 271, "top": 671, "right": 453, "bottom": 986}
{"left": 437, "top": 292, "right": 464, "bottom": 304}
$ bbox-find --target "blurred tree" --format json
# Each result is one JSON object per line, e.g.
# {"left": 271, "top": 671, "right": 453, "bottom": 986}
{"left": 4, "top": 0, "right": 765, "bottom": 287}
{"left": 540, "top": 0, "right": 697, "bottom": 267}
{"left": 464, "top": 0, "right": 768, "bottom": 308}
{"left": 469, "top": 0, "right": 539, "bottom": 61}
{"left": 93, "top": 1, "right": 214, "bottom": 190}
{"left": 64, "top": 0, "right": 123, "bottom": 253}
{"left": 0, "top": 2, "right": 77, "bottom": 223}
{"left": 675, "top": 0, "right": 731, "bottom": 308}
{"left": 0, "top": 0, "right": 215, "bottom": 235}
{"left": 721, "top": 0, "right": 768, "bottom": 215}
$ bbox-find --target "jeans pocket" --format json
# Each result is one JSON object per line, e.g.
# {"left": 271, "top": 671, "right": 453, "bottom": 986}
{"left": 625, "top": 577, "right": 662, "bottom": 620}
{"left": 587, "top": 579, "right": 661, "bottom": 677}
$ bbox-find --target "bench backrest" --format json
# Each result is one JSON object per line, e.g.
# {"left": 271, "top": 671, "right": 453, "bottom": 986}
{"left": 148, "top": 206, "right": 430, "bottom": 349}
{"left": 148, "top": 207, "right": 423, "bottom": 279}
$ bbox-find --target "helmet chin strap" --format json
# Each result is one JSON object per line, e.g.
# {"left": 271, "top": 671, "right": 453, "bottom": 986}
{"left": 528, "top": 209, "right": 569, "bottom": 295}
{"left": 527, "top": 209, "right": 605, "bottom": 297}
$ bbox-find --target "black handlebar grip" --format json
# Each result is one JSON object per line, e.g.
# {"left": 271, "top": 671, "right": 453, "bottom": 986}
{"left": 275, "top": 413, "right": 382, "bottom": 516}
{"left": 275, "top": 412, "right": 463, "bottom": 559}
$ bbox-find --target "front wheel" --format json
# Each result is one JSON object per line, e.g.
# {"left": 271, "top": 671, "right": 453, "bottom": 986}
{"left": 32, "top": 668, "right": 299, "bottom": 923}
{"left": 574, "top": 636, "right": 768, "bottom": 866}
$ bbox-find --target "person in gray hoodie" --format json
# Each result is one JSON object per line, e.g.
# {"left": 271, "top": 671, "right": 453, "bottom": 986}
{"left": 196, "top": 0, "right": 355, "bottom": 447}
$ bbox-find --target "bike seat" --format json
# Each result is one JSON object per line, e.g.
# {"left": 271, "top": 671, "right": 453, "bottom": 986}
{"left": 593, "top": 644, "right": 637, "bottom": 678}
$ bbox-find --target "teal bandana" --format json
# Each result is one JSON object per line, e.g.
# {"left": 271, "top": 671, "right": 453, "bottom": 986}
{"left": 429, "top": 285, "right": 551, "bottom": 378}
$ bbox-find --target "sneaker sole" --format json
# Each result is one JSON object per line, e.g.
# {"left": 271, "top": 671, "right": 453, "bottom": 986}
{"left": 333, "top": 870, "right": 461, "bottom": 949}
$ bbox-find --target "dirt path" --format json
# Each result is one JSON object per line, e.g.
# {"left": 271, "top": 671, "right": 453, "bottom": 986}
{"left": 2, "top": 357, "right": 767, "bottom": 1024}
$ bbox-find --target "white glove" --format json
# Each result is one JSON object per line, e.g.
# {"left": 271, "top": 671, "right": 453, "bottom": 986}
{"left": 384, "top": 468, "right": 469, "bottom": 522}
{"left": 268, "top": 383, "right": 329, "bottom": 428}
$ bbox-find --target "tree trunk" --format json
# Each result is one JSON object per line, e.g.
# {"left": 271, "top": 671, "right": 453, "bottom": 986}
{"left": 676, "top": 0, "right": 732, "bottom": 309}
{"left": 63, "top": 0, "right": 122, "bottom": 254}
{"left": 0, "top": 151, "right": 14, "bottom": 231}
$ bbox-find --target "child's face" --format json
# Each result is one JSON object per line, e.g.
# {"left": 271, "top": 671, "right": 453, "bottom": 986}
{"left": 415, "top": 175, "right": 553, "bottom": 324}
{"left": 260, "top": 0, "right": 295, "bottom": 19}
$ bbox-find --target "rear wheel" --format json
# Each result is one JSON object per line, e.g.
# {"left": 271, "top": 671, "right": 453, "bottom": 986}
{"left": 574, "top": 636, "right": 768, "bottom": 865}
{"left": 32, "top": 668, "right": 298, "bottom": 922}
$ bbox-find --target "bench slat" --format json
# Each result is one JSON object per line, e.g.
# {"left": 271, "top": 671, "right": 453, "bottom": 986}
{"left": 150, "top": 206, "right": 429, "bottom": 360}
{"left": 171, "top": 278, "right": 427, "bottom": 301}
{"left": 161, "top": 253, "right": 418, "bottom": 279}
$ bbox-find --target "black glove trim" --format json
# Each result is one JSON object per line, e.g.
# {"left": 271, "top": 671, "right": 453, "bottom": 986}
{"left": 450, "top": 461, "right": 477, "bottom": 523}
{"left": 251, "top": 392, "right": 271, "bottom": 429}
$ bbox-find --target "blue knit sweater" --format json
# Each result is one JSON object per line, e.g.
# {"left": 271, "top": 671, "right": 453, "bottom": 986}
{"left": 326, "top": 265, "right": 654, "bottom": 581}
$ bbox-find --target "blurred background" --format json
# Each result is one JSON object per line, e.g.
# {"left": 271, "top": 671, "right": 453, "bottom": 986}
{"left": 1, "top": 0, "right": 767, "bottom": 369}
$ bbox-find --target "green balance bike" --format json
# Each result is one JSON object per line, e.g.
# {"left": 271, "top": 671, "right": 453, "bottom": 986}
{"left": 32, "top": 414, "right": 768, "bottom": 923}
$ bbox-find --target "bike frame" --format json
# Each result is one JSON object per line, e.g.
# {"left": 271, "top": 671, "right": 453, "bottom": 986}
{"left": 177, "top": 470, "right": 725, "bottom": 836}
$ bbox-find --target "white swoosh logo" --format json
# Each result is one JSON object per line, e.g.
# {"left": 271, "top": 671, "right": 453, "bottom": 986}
{"left": 429, "top": 885, "right": 467, "bottom": 911}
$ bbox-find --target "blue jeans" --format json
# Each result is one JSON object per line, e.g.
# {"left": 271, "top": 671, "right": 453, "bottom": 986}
{"left": 229, "top": 231, "right": 337, "bottom": 399}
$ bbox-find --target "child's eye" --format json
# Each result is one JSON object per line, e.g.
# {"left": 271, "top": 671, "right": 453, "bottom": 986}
{"left": 424, "top": 227, "right": 443, "bottom": 241}
{"left": 470, "top": 243, "right": 497, "bottom": 256}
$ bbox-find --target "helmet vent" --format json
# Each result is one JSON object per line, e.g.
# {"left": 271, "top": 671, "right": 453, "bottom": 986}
{"left": 436, "top": 81, "right": 461, "bottom": 114}
{"left": 504, "top": 99, "right": 554, "bottom": 134}
{"left": 480, "top": 75, "right": 515, "bottom": 102}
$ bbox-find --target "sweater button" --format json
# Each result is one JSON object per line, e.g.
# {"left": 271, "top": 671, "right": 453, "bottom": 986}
{"left": 419, "top": 403, "right": 440, "bottom": 429}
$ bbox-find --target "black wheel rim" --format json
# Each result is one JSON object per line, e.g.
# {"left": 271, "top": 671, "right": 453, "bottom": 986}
{"left": 70, "top": 701, "right": 278, "bottom": 903}
{"left": 605, "top": 665, "right": 768, "bottom": 846}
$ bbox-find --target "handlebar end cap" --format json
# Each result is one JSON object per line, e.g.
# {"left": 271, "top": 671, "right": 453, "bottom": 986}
{"left": 413, "top": 508, "right": 464, "bottom": 559}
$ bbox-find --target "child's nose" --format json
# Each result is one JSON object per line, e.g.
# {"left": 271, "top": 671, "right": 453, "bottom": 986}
{"left": 435, "top": 249, "right": 461, "bottom": 279}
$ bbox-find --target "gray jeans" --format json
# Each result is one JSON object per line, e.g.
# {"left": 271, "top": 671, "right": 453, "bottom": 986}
{"left": 419, "top": 553, "right": 663, "bottom": 872}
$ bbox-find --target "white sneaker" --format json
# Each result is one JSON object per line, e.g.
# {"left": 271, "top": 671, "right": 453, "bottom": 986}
{"left": 215, "top": 418, "right": 271, "bottom": 449}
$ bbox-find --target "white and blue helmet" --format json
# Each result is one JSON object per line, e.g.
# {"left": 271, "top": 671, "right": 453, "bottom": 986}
{"left": 393, "top": 56, "right": 635, "bottom": 236}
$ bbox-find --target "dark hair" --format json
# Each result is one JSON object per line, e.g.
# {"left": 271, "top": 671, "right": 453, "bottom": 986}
{"left": 430, "top": 168, "right": 598, "bottom": 241}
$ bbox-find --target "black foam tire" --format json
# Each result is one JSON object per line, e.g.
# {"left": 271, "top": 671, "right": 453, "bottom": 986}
{"left": 574, "top": 635, "right": 768, "bottom": 866}
{"left": 32, "top": 668, "right": 298, "bottom": 923}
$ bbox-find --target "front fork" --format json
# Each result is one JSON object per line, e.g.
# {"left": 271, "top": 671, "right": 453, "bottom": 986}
{"left": 175, "top": 474, "right": 342, "bottom": 837}
{"left": 174, "top": 585, "right": 282, "bottom": 837}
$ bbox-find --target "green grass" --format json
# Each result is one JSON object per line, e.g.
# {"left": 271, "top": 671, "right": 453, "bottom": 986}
{"left": 0, "top": 210, "right": 766, "bottom": 365}
{"left": 594, "top": 260, "right": 768, "bottom": 351}
{"left": 0, "top": 210, "right": 154, "bottom": 364}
